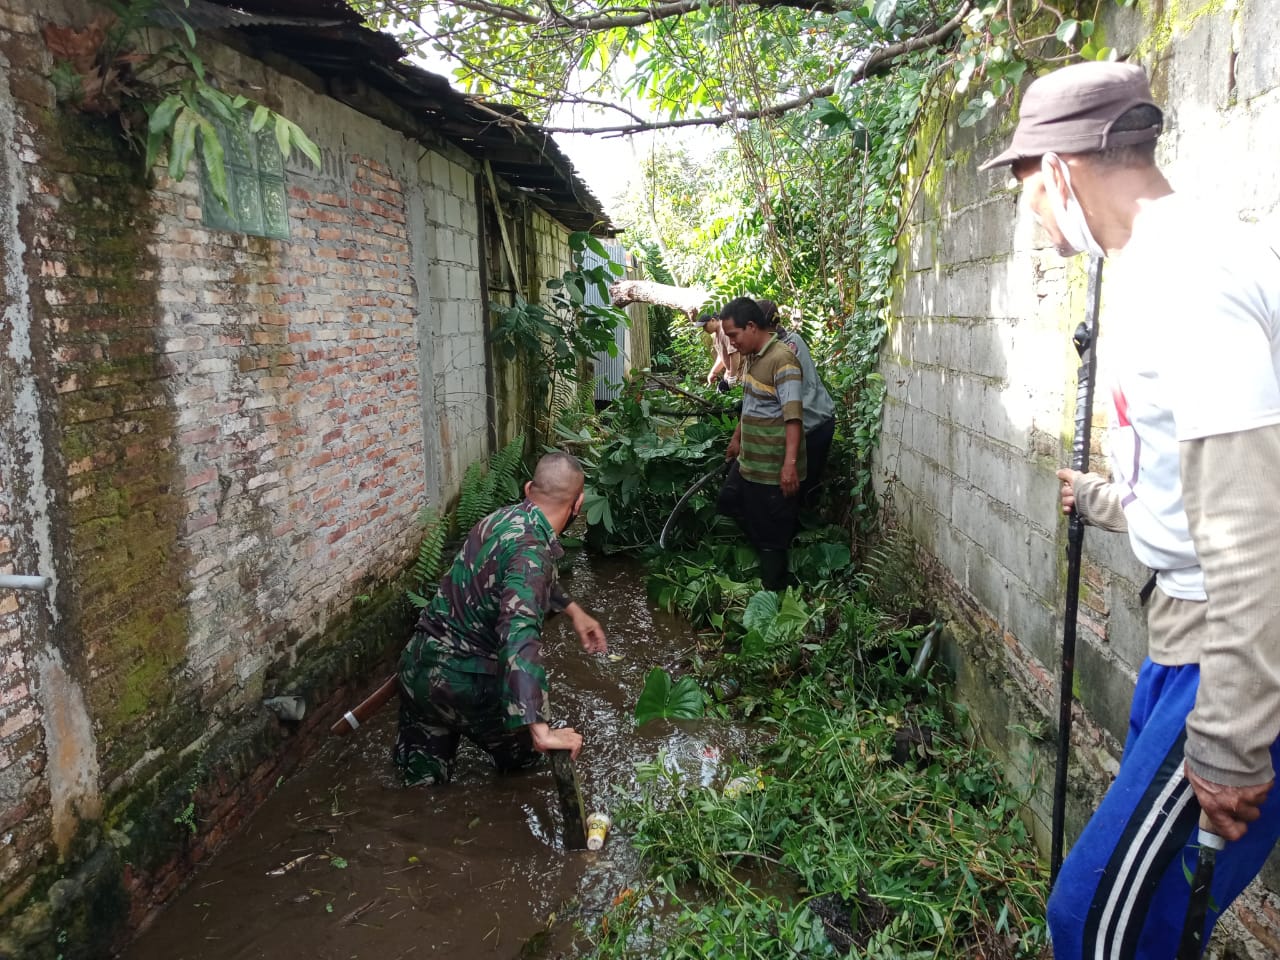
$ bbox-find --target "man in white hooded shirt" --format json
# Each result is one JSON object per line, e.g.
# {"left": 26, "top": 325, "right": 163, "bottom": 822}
{"left": 984, "top": 61, "right": 1280, "bottom": 958}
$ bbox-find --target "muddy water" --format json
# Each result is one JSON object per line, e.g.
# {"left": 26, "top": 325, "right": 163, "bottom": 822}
{"left": 124, "top": 554, "right": 757, "bottom": 960}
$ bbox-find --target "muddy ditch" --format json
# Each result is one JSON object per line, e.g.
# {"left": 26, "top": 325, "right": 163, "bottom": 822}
{"left": 122, "top": 554, "right": 758, "bottom": 960}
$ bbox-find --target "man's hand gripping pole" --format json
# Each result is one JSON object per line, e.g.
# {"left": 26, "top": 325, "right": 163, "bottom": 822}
{"left": 1050, "top": 255, "right": 1104, "bottom": 886}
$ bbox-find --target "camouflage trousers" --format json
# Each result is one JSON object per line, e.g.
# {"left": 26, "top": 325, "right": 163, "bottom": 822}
{"left": 393, "top": 659, "right": 542, "bottom": 787}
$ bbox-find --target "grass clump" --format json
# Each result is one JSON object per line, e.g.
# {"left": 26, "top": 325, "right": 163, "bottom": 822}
{"left": 586, "top": 533, "right": 1049, "bottom": 960}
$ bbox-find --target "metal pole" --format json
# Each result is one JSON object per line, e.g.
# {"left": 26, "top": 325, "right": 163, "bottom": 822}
{"left": 1050, "top": 255, "right": 1105, "bottom": 886}
{"left": 0, "top": 574, "right": 51, "bottom": 591}
{"left": 1177, "top": 820, "right": 1225, "bottom": 959}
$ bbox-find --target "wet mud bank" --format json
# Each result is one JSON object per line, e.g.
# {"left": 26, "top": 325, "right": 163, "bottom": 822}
{"left": 122, "top": 555, "right": 754, "bottom": 959}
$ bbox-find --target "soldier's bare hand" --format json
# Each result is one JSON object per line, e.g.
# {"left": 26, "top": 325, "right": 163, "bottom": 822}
{"left": 1056, "top": 469, "right": 1081, "bottom": 514}
{"left": 572, "top": 611, "right": 607, "bottom": 655}
{"left": 530, "top": 722, "right": 583, "bottom": 759}
{"left": 1185, "top": 762, "right": 1272, "bottom": 842}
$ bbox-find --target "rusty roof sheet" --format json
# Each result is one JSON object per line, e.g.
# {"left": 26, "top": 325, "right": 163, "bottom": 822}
{"left": 205, "top": 0, "right": 615, "bottom": 234}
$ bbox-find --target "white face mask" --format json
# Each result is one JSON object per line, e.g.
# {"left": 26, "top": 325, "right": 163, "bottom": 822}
{"left": 1040, "top": 152, "right": 1105, "bottom": 259}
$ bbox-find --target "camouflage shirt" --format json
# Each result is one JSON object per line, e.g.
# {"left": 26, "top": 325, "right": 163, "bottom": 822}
{"left": 401, "top": 499, "right": 571, "bottom": 729}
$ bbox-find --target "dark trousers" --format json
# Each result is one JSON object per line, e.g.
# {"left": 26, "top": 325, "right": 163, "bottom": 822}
{"left": 801, "top": 417, "right": 836, "bottom": 505}
{"left": 717, "top": 461, "right": 800, "bottom": 590}
{"left": 394, "top": 669, "right": 541, "bottom": 786}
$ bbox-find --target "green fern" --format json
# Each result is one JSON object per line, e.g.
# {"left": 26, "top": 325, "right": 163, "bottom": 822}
{"left": 576, "top": 376, "right": 597, "bottom": 416}
{"left": 488, "top": 434, "right": 527, "bottom": 504}
{"left": 453, "top": 434, "right": 528, "bottom": 536}
{"left": 410, "top": 438, "right": 529, "bottom": 607}
{"left": 454, "top": 460, "right": 489, "bottom": 535}
{"left": 408, "top": 507, "right": 448, "bottom": 608}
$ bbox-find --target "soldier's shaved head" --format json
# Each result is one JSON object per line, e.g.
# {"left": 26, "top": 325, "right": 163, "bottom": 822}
{"left": 529, "top": 451, "right": 585, "bottom": 506}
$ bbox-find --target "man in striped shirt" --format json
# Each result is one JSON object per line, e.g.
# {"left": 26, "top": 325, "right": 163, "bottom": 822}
{"left": 716, "top": 296, "right": 806, "bottom": 590}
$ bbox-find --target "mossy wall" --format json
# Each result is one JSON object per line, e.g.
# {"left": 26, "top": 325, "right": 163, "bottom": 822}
{"left": 36, "top": 111, "right": 192, "bottom": 778}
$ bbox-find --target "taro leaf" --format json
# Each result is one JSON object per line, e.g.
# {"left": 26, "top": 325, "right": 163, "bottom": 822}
{"left": 635, "top": 668, "right": 705, "bottom": 726}
{"left": 743, "top": 590, "right": 780, "bottom": 634}
{"left": 815, "top": 542, "right": 852, "bottom": 578}
{"left": 740, "top": 627, "right": 768, "bottom": 659}
{"left": 769, "top": 592, "right": 813, "bottom": 643}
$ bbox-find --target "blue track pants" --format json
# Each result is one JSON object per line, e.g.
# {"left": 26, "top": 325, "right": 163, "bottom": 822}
{"left": 1048, "top": 659, "right": 1280, "bottom": 959}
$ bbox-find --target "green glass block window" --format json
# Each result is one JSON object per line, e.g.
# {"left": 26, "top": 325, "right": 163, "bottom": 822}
{"left": 199, "top": 115, "right": 290, "bottom": 240}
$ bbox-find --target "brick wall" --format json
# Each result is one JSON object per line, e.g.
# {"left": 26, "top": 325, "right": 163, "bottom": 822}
{"left": 0, "top": 2, "right": 61, "bottom": 918}
{"left": 880, "top": 0, "right": 1280, "bottom": 953}
{"left": 0, "top": 2, "right": 589, "bottom": 953}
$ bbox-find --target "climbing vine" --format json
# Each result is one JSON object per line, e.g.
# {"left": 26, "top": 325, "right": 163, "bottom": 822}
{"left": 491, "top": 231, "right": 630, "bottom": 448}
{"left": 45, "top": 0, "right": 320, "bottom": 207}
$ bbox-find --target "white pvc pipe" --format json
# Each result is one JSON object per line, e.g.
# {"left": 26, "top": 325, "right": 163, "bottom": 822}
{"left": 0, "top": 574, "right": 51, "bottom": 591}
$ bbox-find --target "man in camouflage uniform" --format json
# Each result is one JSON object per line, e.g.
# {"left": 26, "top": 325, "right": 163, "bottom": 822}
{"left": 394, "top": 452, "right": 606, "bottom": 786}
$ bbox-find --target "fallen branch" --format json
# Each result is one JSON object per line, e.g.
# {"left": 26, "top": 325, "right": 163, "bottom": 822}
{"left": 609, "top": 278, "right": 712, "bottom": 318}
{"left": 644, "top": 372, "right": 717, "bottom": 411}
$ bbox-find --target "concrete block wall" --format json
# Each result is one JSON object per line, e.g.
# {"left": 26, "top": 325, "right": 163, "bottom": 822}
{"left": 421, "top": 149, "right": 488, "bottom": 497}
{"left": 878, "top": 0, "right": 1280, "bottom": 951}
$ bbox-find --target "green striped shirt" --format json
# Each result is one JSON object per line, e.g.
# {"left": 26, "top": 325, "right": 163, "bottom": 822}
{"left": 739, "top": 335, "right": 806, "bottom": 485}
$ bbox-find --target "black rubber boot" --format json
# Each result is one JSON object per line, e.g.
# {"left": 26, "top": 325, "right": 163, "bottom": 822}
{"left": 758, "top": 549, "right": 789, "bottom": 592}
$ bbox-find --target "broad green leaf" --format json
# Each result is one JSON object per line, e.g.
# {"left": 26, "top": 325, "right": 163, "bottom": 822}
{"left": 740, "top": 627, "right": 768, "bottom": 658}
{"left": 291, "top": 125, "right": 322, "bottom": 168}
{"left": 196, "top": 115, "right": 229, "bottom": 208}
{"left": 1056, "top": 19, "right": 1078, "bottom": 44}
{"left": 769, "top": 591, "right": 812, "bottom": 643}
{"left": 743, "top": 590, "right": 780, "bottom": 633}
{"left": 196, "top": 85, "right": 237, "bottom": 123}
{"left": 871, "top": 0, "right": 898, "bottom": 29}
{"left": 177, "top": 14, "right": 196, "bottom": 48}
{"left": 168, "top": 107, "right": 198, "bottom": 181}
{"left": 635, "top": 668, "right": 705, "bottom": 726}
{"left": 186, "top": 49, "right": 205, "bottom": 82}
{"left": 148, "top": 94, "right": 183, "bottom": 136}
{"left": 145, "top": 127, "right": 166, "bottom": 172}
{"left": 249, "top": 104, "right": 270, "bottom": 133}
{"left": 274, "top": 113, "right": 293, "bottom": 160}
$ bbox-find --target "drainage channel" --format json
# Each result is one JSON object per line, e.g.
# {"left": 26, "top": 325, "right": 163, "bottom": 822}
{"left": 123, "top": 553, "right": 758, "bottom": 960}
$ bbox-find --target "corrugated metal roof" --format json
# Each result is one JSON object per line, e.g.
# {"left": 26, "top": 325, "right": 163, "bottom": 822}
{"left": 204, "top": 0, "right": 616, "bottom": 234}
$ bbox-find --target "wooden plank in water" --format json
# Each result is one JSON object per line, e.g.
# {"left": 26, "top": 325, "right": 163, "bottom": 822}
{"left": 549, "top": 749, "right": 587, "bottom": 850}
